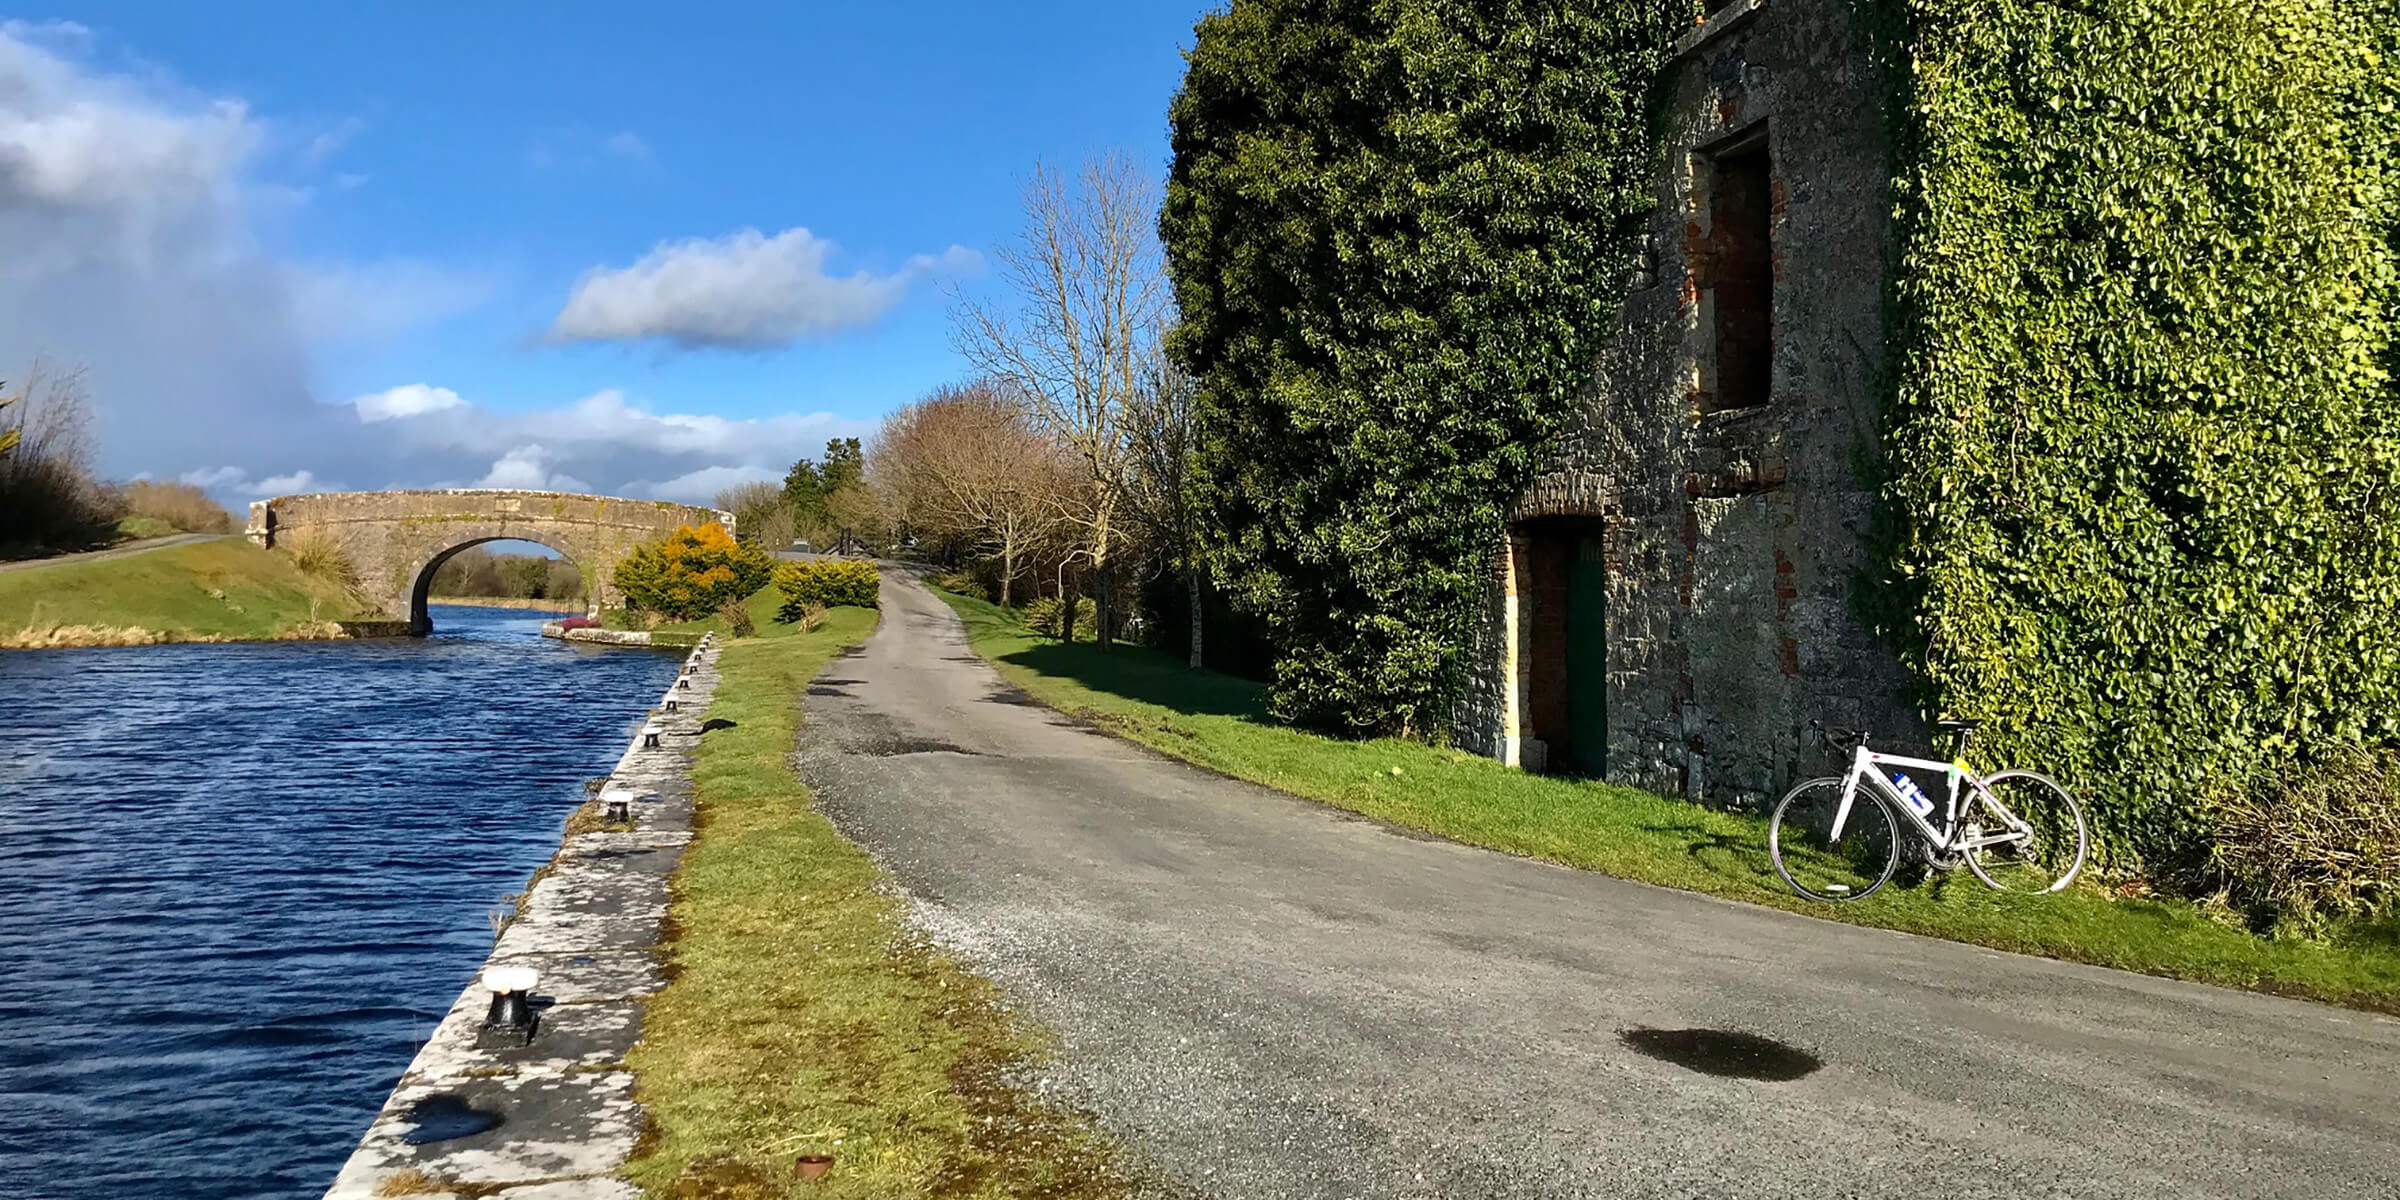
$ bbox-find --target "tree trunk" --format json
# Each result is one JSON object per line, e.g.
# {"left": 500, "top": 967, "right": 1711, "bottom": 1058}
{"left": 1094, "top": 560, "right": 1116, "bottom": 650}
{"left": 1186, "top": 565, "right": 1204, "bottom": 670}
{"left": 999, "top": 539, "right": 1015, "bottom": 608}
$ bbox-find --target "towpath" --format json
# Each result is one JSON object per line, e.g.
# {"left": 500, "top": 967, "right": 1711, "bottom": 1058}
{"left": 0, "top": 532, "right": 231, "bottom": 573}
{"left": 794, "top": 572, "right": 2400, "bottom": 1200}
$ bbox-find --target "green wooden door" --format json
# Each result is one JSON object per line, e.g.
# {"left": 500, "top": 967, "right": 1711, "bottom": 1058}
{"left": 1566, "top": 535, "right": 1608, "bottom": 775}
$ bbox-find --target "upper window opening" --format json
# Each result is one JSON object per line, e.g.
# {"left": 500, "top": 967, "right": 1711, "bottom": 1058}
{"left": 1702, "top": 133, "right": 1774, "bottom": 414}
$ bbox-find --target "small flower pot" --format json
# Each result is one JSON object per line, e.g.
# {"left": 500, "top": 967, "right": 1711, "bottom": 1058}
{"left": 795, "top": 1154, "right": 834, "bottom": 1180}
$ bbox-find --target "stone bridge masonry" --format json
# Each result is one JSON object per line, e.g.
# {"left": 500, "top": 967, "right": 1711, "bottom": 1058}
{"left": 247, "top": 489, "right": 734, "bottom": 634}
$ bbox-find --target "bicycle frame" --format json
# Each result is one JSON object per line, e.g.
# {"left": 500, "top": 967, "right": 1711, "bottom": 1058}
{"left": 1829, "top": 745, "right": 2030, "bottom": 853}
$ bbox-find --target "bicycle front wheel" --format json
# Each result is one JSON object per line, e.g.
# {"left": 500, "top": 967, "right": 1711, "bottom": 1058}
{"left": 1963, "top": 770, "right": 2088, "bottom": 894}
{"left": 1770, "top": 777, "right": 1900, "bottom": 902}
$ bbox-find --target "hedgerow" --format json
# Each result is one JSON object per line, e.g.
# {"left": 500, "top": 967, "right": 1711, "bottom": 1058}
{"left": 1880, "top": 0, "right": 2400, "bottom": 876}
{"left": 1164, "top": 0, "right": 1690, "bottom": 736}
{"left": 773, "top": 558, "right": 879, "bottom": 620}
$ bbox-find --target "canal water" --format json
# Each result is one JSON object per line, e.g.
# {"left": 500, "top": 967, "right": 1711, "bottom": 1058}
{"left": 0, "top": 606, "right": 685, "bottom": 1200}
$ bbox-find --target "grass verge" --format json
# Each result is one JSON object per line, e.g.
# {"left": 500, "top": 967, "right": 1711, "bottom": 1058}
{"left": 0, "top": 537, "right": 370, "bottom": 645}
{"left": 608, "top": 579, "right": 823, "bottom": 642}
{"left": 933, "top": 588, "right": 2400, "bottom": 1013}
{"left": 623, "top": 606, "right": 1149, "bottom": 1199}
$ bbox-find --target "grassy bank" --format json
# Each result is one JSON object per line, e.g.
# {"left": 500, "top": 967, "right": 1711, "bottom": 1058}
{"left": 0, "top": 537, "right": 371, "bottom": 647}
{"left": 624, "top": 606, "right": 1148, "bottom": 1198}
{"left": 933, "top": 589, "right": 2400, "bottom": 1013}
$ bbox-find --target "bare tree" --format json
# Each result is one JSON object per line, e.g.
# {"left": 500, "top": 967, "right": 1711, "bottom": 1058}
{"left": 953, "top": 152, "right": 1166, "bottom": 648}
{"left": 0, "top": 359, "right": 108, "bottom": 551}
{"left": 713, "top": 480, "right": 790, "bottom": 545}
{"left": 876, "top": 381, "right": 1072, "bottom": 606}
{"left": 1126, "top": 348, "right": 1205, "bottom": 667}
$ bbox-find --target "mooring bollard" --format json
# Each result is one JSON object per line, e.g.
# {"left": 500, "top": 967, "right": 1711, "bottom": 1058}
{"left": 642, "top": 723, "right": 663, "bottom": 748}
{"left": 602, "top": 788, "right": 633, "bottom": 824}
{"left": 677, "top": 676, "right": 691, "bottom": 690}
{"left": 664, "top": 697, "right": 679, "bottom": 713}
{"left": 479, "top": 964, "right": 541, "bottom": 1046}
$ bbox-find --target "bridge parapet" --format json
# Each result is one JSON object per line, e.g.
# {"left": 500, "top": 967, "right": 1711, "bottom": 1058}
{"left": 248, "top": 489, "right": 734, "bottom": 634}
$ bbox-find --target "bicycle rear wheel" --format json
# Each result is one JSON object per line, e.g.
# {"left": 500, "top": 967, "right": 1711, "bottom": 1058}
{"left": 1963, "top": 770, "right": 2088, "bottom": 894}
{"left": 1770, "top": 777, "right": 1900, "bottom": 902}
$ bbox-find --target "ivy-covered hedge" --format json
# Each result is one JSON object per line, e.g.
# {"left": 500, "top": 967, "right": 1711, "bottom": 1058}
{"left": 1164, "top": 0, "right": 1689, "bottom": 736}
{"left": 1881, "top": 0, "right": 2400, "bottom": 875}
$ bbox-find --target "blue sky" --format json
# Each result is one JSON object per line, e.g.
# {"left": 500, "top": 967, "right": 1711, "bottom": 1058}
{"left": 1, "top": 4, "right": 1201, "bottom": 503}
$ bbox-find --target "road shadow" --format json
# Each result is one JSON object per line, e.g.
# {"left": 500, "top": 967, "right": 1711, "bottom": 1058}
{"left": 996, "top": 641, "right": 1271, "bottom": 722}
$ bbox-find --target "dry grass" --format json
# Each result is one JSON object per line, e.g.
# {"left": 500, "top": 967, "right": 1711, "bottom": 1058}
{"left": 370, "top": 1167, "right": 444, "bottom": 1197}
{"left": 285, "top": 533, "right": 361, "bottom": 588}
{"left": 117, "top": 479, "right": 236, "bottom": 534}
{"left": 2210, "top": 746, "right": 2400, "bottom": 937}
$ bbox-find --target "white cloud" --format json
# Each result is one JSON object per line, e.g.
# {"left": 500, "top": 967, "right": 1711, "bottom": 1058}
{"left": 550, "top": 227, "right": 978, "bottom": 350}
{"left": 475, "top": 444, "right": 589, "bottom": 491}
{"left": 627, "top": 463, "right": 780, "bottom": 506}
{"left": 0, "top": 24, "right": 492, "bottom": 495}
{"left": 603, "top": 131, "right": 648, "bottom": 161}
{"left": 178, "top": 465, "right": 330, "bottom": 496}
{"left": 329, "top": 382, "right": 865, "bottom": 505}
{"left": 354, "top": 383, "right": 466, "bottom": 422}
{"left": 303, "top": 116, "right": 364, "bottom": 166}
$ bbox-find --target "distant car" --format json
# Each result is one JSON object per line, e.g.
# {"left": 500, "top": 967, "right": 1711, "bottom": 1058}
{"left": 789, "top": 540, "right": 813, "bottom": 553}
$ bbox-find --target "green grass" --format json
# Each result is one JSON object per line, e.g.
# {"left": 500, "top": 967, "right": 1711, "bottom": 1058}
{"left": 0, "top": 537, "right": 371, "bottom": 644}
{"left": 623, "top": 608, "right": 1148, "bottom": 1199}
{"left": 935, "top": 588, "right": 2400, "bottom": 1013}
{"left": 608, "top": 579, "right": 853, "bottom": 644}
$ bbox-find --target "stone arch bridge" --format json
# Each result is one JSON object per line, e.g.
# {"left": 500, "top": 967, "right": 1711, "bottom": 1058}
{"left": 246, "top": 490, "right": 734, "bottom": 634}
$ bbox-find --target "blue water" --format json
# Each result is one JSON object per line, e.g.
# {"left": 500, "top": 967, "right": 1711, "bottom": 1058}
{"left": 0, "top": 606, "right": 684, "bottom": 1200}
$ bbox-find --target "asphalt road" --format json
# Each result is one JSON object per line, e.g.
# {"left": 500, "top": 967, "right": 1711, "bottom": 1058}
{"left": 794, "top": 572, "right": 2400, "bottom": 1200}
{"left": 0, "top": 531, "right": 231, "bottom": 573}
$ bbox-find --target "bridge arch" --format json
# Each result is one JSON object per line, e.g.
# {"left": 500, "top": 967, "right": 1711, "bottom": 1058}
{"left": 247, "top": 489, "right": 734, "bottom": 635}
{"left": 405, "top": 535, "right": 590, "bottom": 633}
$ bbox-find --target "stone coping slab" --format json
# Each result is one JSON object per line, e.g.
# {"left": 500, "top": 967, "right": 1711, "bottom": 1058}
{"left": 322, "top": 641, "right": 723, "bottom": 1199}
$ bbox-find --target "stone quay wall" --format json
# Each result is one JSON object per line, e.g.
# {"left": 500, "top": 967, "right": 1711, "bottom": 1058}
{"left": 321, "top": 636, "right": 722, "bottom": 1198}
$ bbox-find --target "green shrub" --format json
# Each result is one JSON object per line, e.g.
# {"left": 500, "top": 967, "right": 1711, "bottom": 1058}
{"left": 2207, "top": 747, "right": 2400, "bottom": 937}
{"left": 1164, "top": 0, "right": 1690, "bottom": 736}
{"left": 774, "top": 558, "right": 879, "bottom": 622}
{"left": 1021, "top": 594, "right": 1096, "bottom": 642}
{"left": 932, "top": 569, "right": 984, "bottom": 601}
{"left": 615, "top": 523, "right": 771, "bottom": 621}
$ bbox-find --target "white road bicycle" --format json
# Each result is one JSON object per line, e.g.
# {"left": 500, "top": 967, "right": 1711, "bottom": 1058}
{"left": 1768, "top": 719, "right": 2089, "bottom": 902}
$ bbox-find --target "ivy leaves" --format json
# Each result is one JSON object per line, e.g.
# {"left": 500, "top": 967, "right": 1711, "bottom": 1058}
{"left": 1886, "top": 0, "right": 2400, "bottom": 873}
{"left": 1165, "top": 0, "right": 1687, "bottom": 736}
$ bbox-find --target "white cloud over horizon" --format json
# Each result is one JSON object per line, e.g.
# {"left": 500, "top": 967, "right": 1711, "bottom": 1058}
{"left": 0, "top": 25, "right": 902, "bottom": 511}
{"left": 550, "top": 227, "right": 977, "bottom": 350}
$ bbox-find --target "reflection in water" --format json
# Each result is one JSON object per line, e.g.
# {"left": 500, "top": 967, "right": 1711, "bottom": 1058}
{"left": 0, "top": 606, "right": 680, "bottom": 1200}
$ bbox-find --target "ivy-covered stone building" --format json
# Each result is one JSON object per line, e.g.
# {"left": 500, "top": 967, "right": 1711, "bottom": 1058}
{"left": 1453, "top": 0, "right": 1918, "bottom": 808}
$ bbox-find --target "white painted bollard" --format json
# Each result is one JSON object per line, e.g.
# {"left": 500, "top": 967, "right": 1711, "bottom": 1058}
{"left": 664, "top": 697, "right": 679, "bottom": 713}
{"left": 601, "top": 788, "right": 633, "bottom": 824}
{"left": 677, "top": 676, "right": 690, "bottom": 690}
{"left": 642, "top": 723, "right": 663, "bottom": 748}
{"left": 480, "top": 964, "right": 541, "bottom": 1045}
